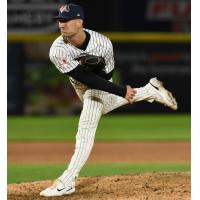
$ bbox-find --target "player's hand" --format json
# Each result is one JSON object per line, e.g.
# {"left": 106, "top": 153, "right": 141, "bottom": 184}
{"left": 125, "top": 85, "right": 137, "bottom": 104}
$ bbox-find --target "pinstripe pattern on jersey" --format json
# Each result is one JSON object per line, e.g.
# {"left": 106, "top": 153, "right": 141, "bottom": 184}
{"left": 49, "top": 29, "right": 114, "bottom": 74}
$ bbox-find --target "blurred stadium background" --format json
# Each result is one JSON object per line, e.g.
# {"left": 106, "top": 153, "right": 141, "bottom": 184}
{"left": 7, "top": 0, "right": 191, "bottom": 185}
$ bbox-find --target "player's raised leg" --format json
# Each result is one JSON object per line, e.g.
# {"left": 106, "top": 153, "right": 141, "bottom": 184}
{"left": 102, "top": 77, "right": 177, "bottom": 115}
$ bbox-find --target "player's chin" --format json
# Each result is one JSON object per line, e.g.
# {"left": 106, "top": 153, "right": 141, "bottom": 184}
{"left": 62, "top": 32, "right": 73, "bottom": 38}
{"left": 61, "top": 32, "right": 67, "bottom": 36}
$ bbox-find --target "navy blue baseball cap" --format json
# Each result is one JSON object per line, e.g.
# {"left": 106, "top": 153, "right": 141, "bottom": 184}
{"left": 53, "top": 4, "right": 84, "bottom": 20}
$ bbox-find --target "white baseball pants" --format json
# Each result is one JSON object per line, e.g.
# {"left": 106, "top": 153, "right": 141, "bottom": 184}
{"left": 58, "top": 78, "right": 152, "bottom": 185}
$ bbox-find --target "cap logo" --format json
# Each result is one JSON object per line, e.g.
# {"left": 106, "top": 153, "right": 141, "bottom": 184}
{"left": 60, "top": 5, "right": 70, "bottom": 13}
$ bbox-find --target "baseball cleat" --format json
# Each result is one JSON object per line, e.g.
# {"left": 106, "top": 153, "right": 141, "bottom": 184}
{"left": 40, "top": 179, "right": 75, "bottom": 197}
{"left": 148, "top": 77, "right": 178, "bottom": 110}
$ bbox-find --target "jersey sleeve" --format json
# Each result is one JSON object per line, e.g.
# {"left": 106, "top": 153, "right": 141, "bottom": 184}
{"left": 104, "top": 39, "right": 115, "bottom": 73}
{"left": 49, "top": 46, "right": 79, "bottom": 73}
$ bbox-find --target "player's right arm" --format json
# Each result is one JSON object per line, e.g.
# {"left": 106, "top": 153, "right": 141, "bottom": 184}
{"left": 49, "top": 45, "right": 135, "bottom": 102}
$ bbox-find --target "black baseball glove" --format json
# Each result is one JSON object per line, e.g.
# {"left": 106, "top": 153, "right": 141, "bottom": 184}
{"left": 76, "top": 53, "right": 106, "bottom": 72}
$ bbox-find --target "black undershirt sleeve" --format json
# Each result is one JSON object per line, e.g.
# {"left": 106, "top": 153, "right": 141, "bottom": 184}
{"left": 66, "top": 66, "right": 127, "bottom": 97}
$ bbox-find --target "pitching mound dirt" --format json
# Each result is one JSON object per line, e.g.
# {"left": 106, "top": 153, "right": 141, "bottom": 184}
{"left": 8, "top": 172, "right": 190, "bottom": 200}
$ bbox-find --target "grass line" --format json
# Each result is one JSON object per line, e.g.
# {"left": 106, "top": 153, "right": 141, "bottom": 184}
{"left": 8, "top": 114, "right": 191, "bottom": 141}
{"left": 8, "top": 163, "right": 191, "bottom": 184}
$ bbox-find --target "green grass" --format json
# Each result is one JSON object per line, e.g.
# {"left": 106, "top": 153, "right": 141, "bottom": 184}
{"left": 8, "top": 163, "right": 190, "bottom": 184}
{"left": 7, "top": 114, "right": 190, "bottom": 141}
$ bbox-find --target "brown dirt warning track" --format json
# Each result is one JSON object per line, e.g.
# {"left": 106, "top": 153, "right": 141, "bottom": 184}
{"left": 8, "top": 141, "right": 191, "bottom": 200}
{"left": 8, "top": 141, "right": 190, "bottom": 163}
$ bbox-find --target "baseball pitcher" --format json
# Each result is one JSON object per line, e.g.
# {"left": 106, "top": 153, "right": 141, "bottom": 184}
{"left": 40, "top": 4, "right": 177, "bottom": 197}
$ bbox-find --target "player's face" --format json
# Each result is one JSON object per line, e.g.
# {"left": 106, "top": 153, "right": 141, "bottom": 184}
{"left": 59, "top": 19, "right": 83, "bottom": 37}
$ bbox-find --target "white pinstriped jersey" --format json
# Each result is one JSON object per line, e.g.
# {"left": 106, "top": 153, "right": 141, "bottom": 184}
{"left": 49, "top": 29, "right": 115, "bottom": 74}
